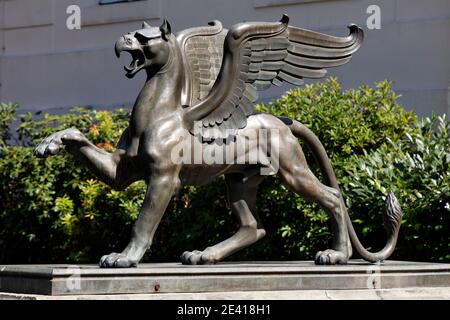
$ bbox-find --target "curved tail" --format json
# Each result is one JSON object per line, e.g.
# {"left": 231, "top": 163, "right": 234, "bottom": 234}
{"left": 283, "top": 117, "right": 403, "bottom": 262}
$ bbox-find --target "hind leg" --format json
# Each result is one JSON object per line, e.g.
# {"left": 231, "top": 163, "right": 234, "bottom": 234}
{"left": 181, "top": 173, "right": 265, "bottom": 265}
{"left": 278, "top": 136, "right": 351, "bottom": 265}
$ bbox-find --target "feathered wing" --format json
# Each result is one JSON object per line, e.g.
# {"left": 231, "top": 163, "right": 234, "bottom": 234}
{"left": 177, "top": 21, "right": 227, "bottom": 107}
{"left": 182, "top": 15, "right": 364, "bottom": 140}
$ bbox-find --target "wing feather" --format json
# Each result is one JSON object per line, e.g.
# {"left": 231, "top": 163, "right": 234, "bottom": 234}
{"left": 177, "top": 21, "right": 227, "bottom": 107}
{"left": 183, "top": 16, "right": 363, "bottom": 140}
{"left": 281, "top": 62, "right": 327, "bottom": 78}
{"left": 276, "top": 71, "right": 305, "bottom": 86}
{"left": 285, "top": 54, "right": 352, "bottom": 68}
{"left": 260, "top": 61, "right": 285, "bottom": 71}
{"left": 242, "top": 83, "right": 258, "bottom": 101}
{"left": 253, "top": 80, "right": 273, "bottom": 90}
{"left": 271, "top": 78, "right": 283, "bottom": 86}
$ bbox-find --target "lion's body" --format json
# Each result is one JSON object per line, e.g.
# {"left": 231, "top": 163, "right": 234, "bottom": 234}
{"left": 177, "top": 113, "right": 285, "bottom": 186}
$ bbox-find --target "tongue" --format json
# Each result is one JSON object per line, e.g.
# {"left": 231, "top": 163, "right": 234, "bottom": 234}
{"left": 124, "top": 59, "right": 139, "bottom": 72}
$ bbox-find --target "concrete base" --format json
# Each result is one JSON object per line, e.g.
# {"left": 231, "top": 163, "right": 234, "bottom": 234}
{"left": 2, "top": 287, "right": 450, "bottom": 300}
{"left": 1, "top": 260, "right": 449, "bottom": 297}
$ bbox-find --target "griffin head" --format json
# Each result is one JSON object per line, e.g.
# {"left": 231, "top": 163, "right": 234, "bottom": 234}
{"left": 114, "top": 19, "right": 172, "bottom": 78}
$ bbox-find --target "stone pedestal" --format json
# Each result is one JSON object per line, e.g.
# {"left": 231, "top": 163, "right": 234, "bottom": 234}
{"left": 1, "top": 260, "right": 449, "bottom": 297}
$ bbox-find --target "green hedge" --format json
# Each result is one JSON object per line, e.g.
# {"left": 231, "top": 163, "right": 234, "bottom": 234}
{"left": 0, "top": 78, "right": 448, "bottom": 264}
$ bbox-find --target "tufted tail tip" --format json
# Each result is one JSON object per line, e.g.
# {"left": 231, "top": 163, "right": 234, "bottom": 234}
{"left": 383, "top": 191, "right": 403, "bottom": 236}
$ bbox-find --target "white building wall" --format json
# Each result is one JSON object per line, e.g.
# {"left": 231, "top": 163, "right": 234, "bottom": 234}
{"left": 0, "top": 0, "right": 449, "bottom": 116}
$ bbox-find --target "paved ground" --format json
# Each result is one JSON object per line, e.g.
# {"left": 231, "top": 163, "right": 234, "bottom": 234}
{"left": 1, "top": 287, "right": 450, "bottom": 300}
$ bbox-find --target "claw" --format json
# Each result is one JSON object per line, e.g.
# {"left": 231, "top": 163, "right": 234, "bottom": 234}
{"left": 99, "top": 252, "right": 137, "bottom": 268}
{"left": 315, "top": 249, "right": 348, "bottom": 265}
{"left": 180, "top": 249, "right": 217, "bottom": 265}
{"left": 181, "top": 250, "right": 202, "bottom": 265}
{"left": 34, "top": 128, "right": 86, "bottom": 159}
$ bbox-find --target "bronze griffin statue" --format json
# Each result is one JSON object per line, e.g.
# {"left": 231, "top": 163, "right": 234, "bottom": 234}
{"left": 35, "top": 15, "right": 402, "bottom": 267}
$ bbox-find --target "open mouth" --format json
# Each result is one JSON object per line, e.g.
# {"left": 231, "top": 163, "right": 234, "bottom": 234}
{"left": 123, "top": 49, "right": 145, "bottom": 77}
{"left": 115, "top": 45, "right": 146, "bottom": 78}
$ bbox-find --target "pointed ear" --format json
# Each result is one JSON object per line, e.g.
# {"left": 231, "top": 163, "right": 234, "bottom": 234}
{"left": 142, "top": 21, "right": 151, "bottom": 29}
{"left": 160, "top": 18, "right": 172, "bottom": 40}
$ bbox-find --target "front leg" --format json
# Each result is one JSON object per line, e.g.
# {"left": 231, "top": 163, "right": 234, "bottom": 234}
{"left": 35, "top": 127, "right": 87, "bottom": 157}
{"left": 34, "top": 127, "right": 139, "bottom": 190}
{"left": 99, "top": 169, "right": 181, "bottom": 268}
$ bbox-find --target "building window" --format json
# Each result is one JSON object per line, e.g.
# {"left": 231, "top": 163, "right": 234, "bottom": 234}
{"left": 99, "top": 0, "right": 145, "bottom": 5}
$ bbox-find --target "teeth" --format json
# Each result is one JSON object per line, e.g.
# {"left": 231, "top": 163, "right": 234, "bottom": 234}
{"left": 124, "top": 59, "right": 139, "bottom": 72}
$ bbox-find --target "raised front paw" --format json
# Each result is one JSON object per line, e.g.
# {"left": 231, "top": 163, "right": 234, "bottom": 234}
{"left": 315, "top": 249, "right": 349, "bottom": 265}
{"left": 34, "top": 128, "right": 84, "bottom": 158}
{"left": 99, "top": 252, "right": 137, "bottom": 268}
{"left": 180, "top": 249, "right": 218, "bottom": 265}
